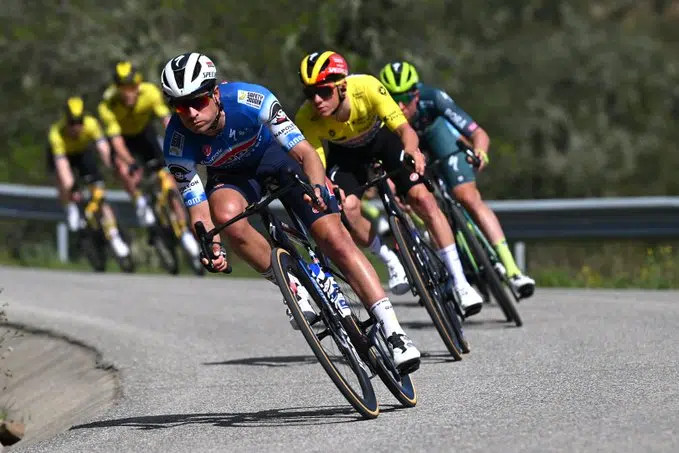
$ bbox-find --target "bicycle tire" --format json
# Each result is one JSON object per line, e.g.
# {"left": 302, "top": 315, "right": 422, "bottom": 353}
{"left": 447, "top": 204, "right": 522, "bottom": 327}
{"left": 390, "top": 216, "right": 463, "bottom": 360}
{"left": 418, "top": 240, "right": 471, "bottom": 354}
{"left": 330, "top": 271, "right": 417, "bottom": 407}
{"left": 80, "top": 228, "right": 107, "bottom": 272}
{"left": 271, "top": 248, "right": 379, "bottom": 419}
{"left": 150, "top": 226, "right": 179, "bottom": 275}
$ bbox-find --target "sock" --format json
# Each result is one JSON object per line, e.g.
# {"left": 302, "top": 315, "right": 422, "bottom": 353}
{"left": 494, "top": 238, "right": 521, "bottom": 277}
{"left": 368, "top": 235, "right": 395, "bottom": 264}
{"left": 438, "top": 243, "right": 468, "bottom": 288}
{"left": 260, "top": 266, "right": 277, "bottom": 284}
{"left": 370, "top": 298, "right": 405, "bottom": 337}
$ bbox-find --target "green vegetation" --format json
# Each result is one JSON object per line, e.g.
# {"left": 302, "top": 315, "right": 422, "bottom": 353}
{"left": 1, "top": 1, "right": 678, "bottom": 287}
{"left": 528, "top": 240, "right": 679, "bottom": 289}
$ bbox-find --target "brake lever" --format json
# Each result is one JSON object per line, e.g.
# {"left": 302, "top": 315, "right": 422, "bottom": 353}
{"left": 402, "top": 154, "right": 434, "bottom": 193}
{"left": 194, "top": 221, "right": 232, "bottom": 274}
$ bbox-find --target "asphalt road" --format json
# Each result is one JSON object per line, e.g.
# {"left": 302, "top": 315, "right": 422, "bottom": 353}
{"left": 3, "top": 266, "right": 678, "bottom": 452}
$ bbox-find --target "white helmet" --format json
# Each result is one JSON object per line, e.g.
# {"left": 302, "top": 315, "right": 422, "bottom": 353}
{"left": 161, "top": 52, "right": 217, "bottom": 101}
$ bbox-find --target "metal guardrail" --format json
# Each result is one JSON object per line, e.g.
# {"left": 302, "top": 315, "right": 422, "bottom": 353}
{"left": 2, "top": 183, "right": 679, "bottom": 266}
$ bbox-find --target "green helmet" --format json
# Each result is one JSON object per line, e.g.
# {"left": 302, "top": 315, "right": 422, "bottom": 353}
{"left": 379, "top": 61, "right": 419, "bottom": 94}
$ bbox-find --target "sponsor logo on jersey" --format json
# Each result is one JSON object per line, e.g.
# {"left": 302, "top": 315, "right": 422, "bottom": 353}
{"left": 328, "top": 129, "right": 335, "bottom": 137}
{"left": 169, "top": 131, "right": 184, "bottom": 156}
{"left": 268, "top": 101, "right": 289, "bottom": 125}
{"left": 211, "top": 131, "right": 261, "bottom": 167}
{"left": 273, "top": 123, "right": 297, "bottom": 138}
{"left": 202, "top": 144, "right": 212, "bottom": 156}
{"left": 378, "top": 86, "right": 387, "bottom": 96}
{"left": 237, "top": 90, "right": 264, "bottom": 108}
{"left": 168, "top": 163, "right": 191, "bottom": 182}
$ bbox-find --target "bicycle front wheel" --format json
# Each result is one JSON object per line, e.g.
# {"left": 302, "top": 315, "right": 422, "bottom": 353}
{"left": 271, "top": 248, "right": 379, "bottom": 419}
{"left": 330, "top": 270, "right": 417, "bottom": 408}
{"left": 448, "top": 204, "right": 522, "bottom": 327}
{"left": 390, "top": 216, "right": 463, "bottom": 360}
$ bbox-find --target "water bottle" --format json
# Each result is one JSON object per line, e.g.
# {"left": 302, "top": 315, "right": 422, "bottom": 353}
{"left": 308, "top": 259, "right": 351, "bottom": 317}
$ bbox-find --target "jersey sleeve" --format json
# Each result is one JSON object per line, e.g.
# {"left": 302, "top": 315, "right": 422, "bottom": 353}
{"left": 163, "top": 123, "right": 205, "bottom": 207}
{"left": 98, "top": 99, "right": 122, "bottom": 137}
{"left": 148, "top": 84, "right": 171, "bottom": 118}
{"left": 84, "top": 116, "right": 106, "bottom": 143}
{"left": 47, "top": 123, "right": 66, "bottom": 157}
{"left": 258, "top": 90, "right": 305, "bottom": 152}
{"left": 366, "top": 76, "right": 407, "bottom": 131}
{"left": 433, "top": 90, "right": 478, "bottom": 138}
{"left": 294, "top": 104, "right": 326, "bottom": 167}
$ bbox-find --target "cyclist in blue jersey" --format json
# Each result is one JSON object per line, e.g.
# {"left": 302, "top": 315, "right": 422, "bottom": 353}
{"left": 160, "top": 52, "right": 420, "bottom": 370}
{"left": 379, "top": 62, "right": 535, "bottom": 298}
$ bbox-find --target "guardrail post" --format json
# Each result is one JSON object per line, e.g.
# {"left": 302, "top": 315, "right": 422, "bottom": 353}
{"left": 514, "top": 241, "right": 526, "bottom": 272}
{"left": 57, "top": 222, "right": 69, "bottom": 263}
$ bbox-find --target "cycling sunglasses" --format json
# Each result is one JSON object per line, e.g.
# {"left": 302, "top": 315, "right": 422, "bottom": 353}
{"left": 303, "top": 84, "right": 336, "bottom": 100}
{"left": 391, "top": 91, "right": 416, "bottom": 104}
{"left": 171, "top": 93, "right": 212, "bottom": 114}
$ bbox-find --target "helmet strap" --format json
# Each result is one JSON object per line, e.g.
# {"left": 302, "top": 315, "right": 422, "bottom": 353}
{"left": 207, "top": 94, "right": 224, "bottom": 133}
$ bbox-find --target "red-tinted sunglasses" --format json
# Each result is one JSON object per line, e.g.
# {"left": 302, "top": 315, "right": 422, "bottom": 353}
{"left": 303, "top": 84, "right": 335, "bottom": 100}
{"left": 171, "top": 94, "right": 211, "bottom": 114}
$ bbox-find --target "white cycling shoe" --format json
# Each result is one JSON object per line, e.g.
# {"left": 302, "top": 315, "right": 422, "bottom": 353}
{"left": 456, "top": 284, "right": 484, "bottom": 318}
{"left": 110, "top": 235, "right": 130, "bottom": 258}
{"left": 386, "top": 332, "right": 421, "bottom": 374}
{"left": 386, "top": 257, "right": 410, "bottom": 295}
{"left": 510, "top": 274, "right": 536, "bottom": 299}
{"left": 180, "top": 231, "right": 201, "bottom": 257}
{"left": 286, "top": 273, "right": 317, "bottom": 330}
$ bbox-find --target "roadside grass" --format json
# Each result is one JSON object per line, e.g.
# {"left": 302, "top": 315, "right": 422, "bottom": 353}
{"left": 1, "top": 229, "right": 677, "bottom": 289}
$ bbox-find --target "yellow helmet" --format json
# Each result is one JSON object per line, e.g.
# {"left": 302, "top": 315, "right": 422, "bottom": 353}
{"left": 64, "top": 96, "right": 85, "bottom": 124}
{"left": 113, "top": 61, "right": 142, "bottom": 86}
{"left": 299, "top": 51, "right": 349, "bottom": 86}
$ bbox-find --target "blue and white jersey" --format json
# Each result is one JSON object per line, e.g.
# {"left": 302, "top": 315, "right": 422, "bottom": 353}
{"left": 163, "top": 81, "right": 305, "bottom": 207}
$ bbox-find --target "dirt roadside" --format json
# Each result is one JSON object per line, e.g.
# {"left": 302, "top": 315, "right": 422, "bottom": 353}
{"left": 0, "top": 323, "right": 120, "bottom": 450}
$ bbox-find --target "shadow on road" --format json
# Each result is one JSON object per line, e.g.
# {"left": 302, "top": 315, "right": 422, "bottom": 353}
{"left": 71, "top": 405, "right": 403, "bottom": 430}
{"left": 205, "top": 352, "right": 456, "bottom": 368}
{"left": 203, "top": 355, "right": 318, "bottom": 367}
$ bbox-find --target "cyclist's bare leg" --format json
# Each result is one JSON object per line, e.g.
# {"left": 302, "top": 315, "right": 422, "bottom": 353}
{"left": 340, "top": 194, "right": 377, "bottom": 247}
{"left": 453, "top": 181, "right": 528, "bottom": 281}
{"left": 453, "top": 182, "right": 503, "bottom": 243}
{"left": 310, "top": 213, "right": 385, "bottom": 308}
{"left": 405, "top": 183, "right": 454, "bottom": 249}
{"left": 208, "top": 188, "right": 271, "bottom": 272}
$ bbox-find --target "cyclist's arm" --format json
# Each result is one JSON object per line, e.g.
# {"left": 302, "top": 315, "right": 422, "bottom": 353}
{"left": 289, "top": 139, "right": 326, "bottom": 187}
{"left": 48, "top": 126, "right": 75, "bottom": 195}
{"left": 394, "top": 122, "right": 425, "bottom": 175}
{"left": 434, "top": 90, "right": 490, "bottom": 166}
{"left": 86, "top": 117, "right": 112, "bottom": 168}
{"left": 98, "top": 101, "right": 136, "bottom": 170}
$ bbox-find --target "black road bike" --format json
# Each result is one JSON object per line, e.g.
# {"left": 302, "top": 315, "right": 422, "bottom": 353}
{"left": 140, "top": 159, "right": 204, "bottom": 276}
{"left": 194, "top": 171, "right": 417, "bottom": 419}
{"left": 337, "top": 158, "right": 469, "bottom": 360}
{"left": 429, "top": 145, "right": 523, "bottom": 327}
{"left": 73, "top": 186, "right": 135, "bottom": 273}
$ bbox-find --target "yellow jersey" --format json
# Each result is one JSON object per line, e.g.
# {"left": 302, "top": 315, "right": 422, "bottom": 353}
{"left": 294, "top": 74, "right": 407, "bottom": 167}
{"left": 98, "top": 82, "right": 170, "bottom": 137}
{"left": 48, "top": 115, "right": 105, "bottom": 157}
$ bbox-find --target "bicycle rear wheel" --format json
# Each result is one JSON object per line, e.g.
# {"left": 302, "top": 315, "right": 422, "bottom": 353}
{"left": 390, "top": 216, "right": 463, "bottom": 360}
{"left": 271, "top": 248, "right": 379, "bottom": 419}
{"left": 448, "top": 204, "right": 522, "bottom": 327}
